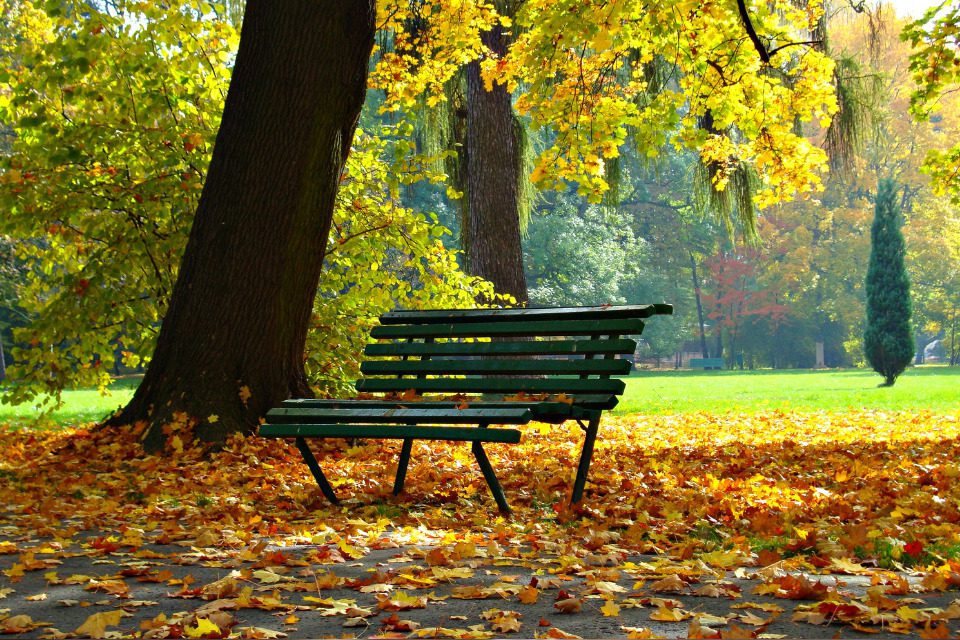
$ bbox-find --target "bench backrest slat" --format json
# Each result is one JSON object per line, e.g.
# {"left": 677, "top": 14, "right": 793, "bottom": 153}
{"left": 360, "top": 358, "right": 631, "bottom": 377}
{"left": 379, "top": 303, "right": 672, "bottom": 324}
{"left": 370, "top": 318, "right": 645, "bottom": 340}
{"left": 364, "top": 338, "right": 637, "bottom": 358}
{"left": 356, "top": 377, "right": 626, "bottom": 396}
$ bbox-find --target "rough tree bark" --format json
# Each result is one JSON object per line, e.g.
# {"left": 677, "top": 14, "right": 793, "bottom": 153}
{"left": 108, "top": 0, "right": 376, "bottom": 449}
{"left": 464, "top": 23, "right": 528, "bottom": 305}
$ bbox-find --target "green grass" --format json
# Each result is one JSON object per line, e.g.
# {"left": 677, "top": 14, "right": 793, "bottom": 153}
{"left": 0, "top": 377, "right": 138, "bottom": 428}
{"left": 2, "top": 367, "right": 958, "bottom": 427}
{"left": 617, "top": 365, "right": 960, "bottom": 414}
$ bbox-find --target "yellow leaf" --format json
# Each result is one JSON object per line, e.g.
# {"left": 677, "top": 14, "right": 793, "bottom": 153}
{"left": 252, "top": 569, "right": 285, "bottom": 584}
{"left": 76, "top": 610, "right": 124, "bottom": 638}
{"left": 208, "top": 414, "right": 219, "bottom": 423}
{"left": 601, "top": 599, "right": 621, "bottom": 617}
{"left": 185, "top": 618, "right": 221, "bottom": 639}
{"left": 650, "top": 605, "right": 691, "bottom": 622}
{"left": 239, "top": 385, "right": 252, "bottom": 407}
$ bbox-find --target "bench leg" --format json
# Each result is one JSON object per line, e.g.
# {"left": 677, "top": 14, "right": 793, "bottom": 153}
{"left": 295, "top": 437, "right": 340, "bottom": 505}
{"left": 571, "top": 415, "right": 600, "bottom": 505}
{"left": 472, "top": 442, "right": 510, "bottom": 513}
{"left": 393, "top": 438, "right": 414, "bottom": 496}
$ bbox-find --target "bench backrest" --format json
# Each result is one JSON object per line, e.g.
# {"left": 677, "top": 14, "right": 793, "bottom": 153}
{"left": 356, "top": 304, "right": 672, "bottom": 410}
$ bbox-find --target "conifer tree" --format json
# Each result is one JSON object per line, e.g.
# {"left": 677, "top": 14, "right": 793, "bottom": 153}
{"left": 864, "top": 178, "right": 914, "bottom": 386}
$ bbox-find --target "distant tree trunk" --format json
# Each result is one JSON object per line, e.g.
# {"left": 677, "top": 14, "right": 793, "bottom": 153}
{"left": 689, "top": 253, "right": 709, "bottom": 357}
{"left": 464, "top": 24, "right": 527, "bottom": 305}
{"left": 951, "top": 309, "right": 958, "bottom": 366}
{"left": 108, "top": 0, "right": 376, "bottom": 449}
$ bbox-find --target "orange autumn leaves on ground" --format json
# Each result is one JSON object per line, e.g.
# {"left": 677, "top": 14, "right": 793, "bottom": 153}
{"left": 1, "top": 411, "right": 960, "bottom": 568}
{"left": 1, "top": 411, "right": 960, "bottom": 637}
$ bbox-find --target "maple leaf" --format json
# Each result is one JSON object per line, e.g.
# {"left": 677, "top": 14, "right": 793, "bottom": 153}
{"left": 918, "top": 622, "right": 953, "bottom": 639}
{"left": 650, "top": 605, "right": 692, "bottom": 622}
{"left": 343, "top": 617, "right": 369, "bottom": 628}
{"left": 554, "top": 597, "right": 582, "bottom": 614}
{"left": 239, "top": 385, "right": 252, "bottom": 407}
{"left": 736, "top": 612, "right": 773, "bottom": 627}
{"left": 185, "top": 618, "right": 223, "bottom": 639}
{"left": 3, "top": 562, "right": 25, "bottom": 582}
{"left": 542, "top": 628, "right": 582, "bottom": 639}
{"left": 382, "top": 613, "right": 420, "bottom": 632}
{"left": 518, "top": 584, "right": 540, "bottom": 604}
{"left": 75, "top": 610, "right": 125, "bottom": 638}
{"left": 686, "top": 619, "right": 720, "bottom": 639}
{"left": 489, "top": 614, "right": 522, "bottom": 633}
{"left": 376, "top": 590, "right": 427, "bottom": 611}
{"left": 719, "top": 624, "right": 756, "bottom": 639}
{"left": 235, "top": 628, "right": 287, "bottom": 639}
{"left": 621, "top": 627, "right": 657, "bottom": 639}
{"left": 600, "top": 599, "right": 621, "bottom": 617}
{"left": 649, "top": 574, "right": 686, "bottom": 593}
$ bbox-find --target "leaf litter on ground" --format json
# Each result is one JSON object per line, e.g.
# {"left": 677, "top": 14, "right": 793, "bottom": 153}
{"left": 0, "top": 410, "right": 958, "bottom": 637}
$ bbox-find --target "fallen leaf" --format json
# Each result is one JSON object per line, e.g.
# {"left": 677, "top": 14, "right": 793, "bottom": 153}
{"left": 554, "top": 598, "right": 582, "bottom": 614}
{"left": 601, "top": 599, "right": 621, "bottom": 617}
{"left": 75, "top": 610, "right": 125, "bottom": 639}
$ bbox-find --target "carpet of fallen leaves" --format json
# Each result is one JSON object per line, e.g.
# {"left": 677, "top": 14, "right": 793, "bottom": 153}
{"left": 1, "top": 410, "right": 960, "bottom": 638}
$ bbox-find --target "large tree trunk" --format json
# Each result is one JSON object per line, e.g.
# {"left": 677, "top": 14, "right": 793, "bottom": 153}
{"left": 464, "top": 24, "right": 528, "bottom": 305}
{"left": 108, "top": 0, "right": 375, "bottom": 450}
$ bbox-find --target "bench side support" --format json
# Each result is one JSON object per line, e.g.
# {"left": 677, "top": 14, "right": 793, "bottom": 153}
{"left": 571, "top": 414, "right": 601, "bottom": 505}
{"left": 393, "top": 438, "right": 414, "bottom": 495}
{"left": 295, "top": 437, "right": 340, "bottom": 505}
{"left": 471, "top": 441, "right": 510, "bottom": 513}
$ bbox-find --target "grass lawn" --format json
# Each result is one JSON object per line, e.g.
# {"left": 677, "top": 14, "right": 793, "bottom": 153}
{"left": 2, "top": 367, "right": 957, "bottom": 427}
{"left": 0, "top": 377, "right": 138, "bottom": 427}
{"left": 617, "top": 365, "right": 960, "bottom": 414}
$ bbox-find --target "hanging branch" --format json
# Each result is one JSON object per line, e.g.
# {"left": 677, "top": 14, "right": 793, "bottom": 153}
{"left": 736, "top": 0, "right": 770, "bottom": 64}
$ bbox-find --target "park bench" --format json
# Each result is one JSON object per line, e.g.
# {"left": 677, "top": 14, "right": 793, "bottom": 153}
{"left": 260, "top": 304, "right": 672, "bottom": 512}
{"left": 689, "top": 357, "right": 724, "bottom": 370}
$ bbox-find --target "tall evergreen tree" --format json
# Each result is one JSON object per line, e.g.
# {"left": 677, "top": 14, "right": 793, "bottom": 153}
{"left": 864, "top": 178, "right": 913, "bottom": 386}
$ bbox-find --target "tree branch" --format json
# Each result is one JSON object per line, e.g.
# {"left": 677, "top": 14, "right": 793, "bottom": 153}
{"left": 736, "top": 0, "right": 770, "bottom": 65}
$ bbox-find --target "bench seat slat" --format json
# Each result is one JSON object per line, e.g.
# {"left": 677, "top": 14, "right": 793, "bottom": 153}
{"left": 380, "top": 304, "right": 673, "bottom": 325}
{"left": 360, "top": 358, "right": 631, "bottom": 377}
{"left": 266, "top": 407, "right": 533, "bottom": 424}
{"left": 355, "top": 377, "right": 625, "bottom": 396}
{"left": 370, "top": 318, "right": 645, "bottom": 339}
{"left": 259, "top": 423, "right": 522, "bottom": 443}
{"left": 277, "top": 396, "right": 616, "bottom": 416}
{"left": 364, "top": 338, "right": 637, "bottom": 358}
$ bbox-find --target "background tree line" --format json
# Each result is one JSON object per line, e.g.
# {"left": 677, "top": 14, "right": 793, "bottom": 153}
{"left": 0, "top": 0, "right": 957, "bottom": 443}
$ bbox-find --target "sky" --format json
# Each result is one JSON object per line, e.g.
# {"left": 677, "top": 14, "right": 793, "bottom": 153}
{"left": 882, "top": 0, "right": 947, "bottom": 18}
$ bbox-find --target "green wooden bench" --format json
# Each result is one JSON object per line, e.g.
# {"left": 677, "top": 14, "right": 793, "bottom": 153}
{"left": 689, "top": 357, "right": 724, "bottom": 370}
{"left": 260, "top": 304, "right": 672, "bottom": 512}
